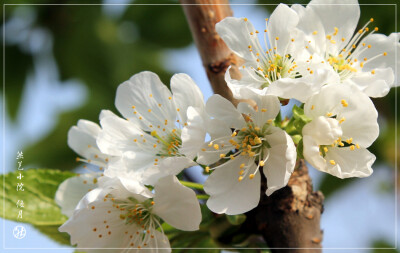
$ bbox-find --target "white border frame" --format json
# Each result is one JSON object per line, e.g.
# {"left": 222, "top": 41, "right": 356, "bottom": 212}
{"left": 2, "top": 2, "right": 398, "bottom": 251}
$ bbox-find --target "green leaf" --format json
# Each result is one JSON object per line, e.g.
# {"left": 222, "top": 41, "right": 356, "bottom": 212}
{"left": 226, "top": 214, "right": 246, "bottom": 226}
{"left": 34, "top": 225, "right": 71, "bottom": 245}
{"left": 0, "top": 169, "right": 75, "bottom": 225}
{"left": 291, "top": 104, "right": 311, "bottom": 134}
{"left": 296, "top": 138, "right": 304, "bottom": 159}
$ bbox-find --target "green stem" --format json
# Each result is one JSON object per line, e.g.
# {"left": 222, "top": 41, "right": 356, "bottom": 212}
{"left": 180, "top": 180, "right": 204, "bottom": 190}
{"left": 196, "top": 194, "right": 209, "bottom": 200}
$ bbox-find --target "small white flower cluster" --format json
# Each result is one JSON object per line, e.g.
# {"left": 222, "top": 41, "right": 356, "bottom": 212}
{"left": 56, "top": 0, "right": 398, "bottom": 251}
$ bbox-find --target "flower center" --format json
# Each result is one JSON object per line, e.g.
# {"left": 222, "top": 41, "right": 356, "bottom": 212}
{"left": 151, "top": 130, "right": 182, "bottom": 157}
{"left": 319, "top": 18, "right": 388, "bottom": 81}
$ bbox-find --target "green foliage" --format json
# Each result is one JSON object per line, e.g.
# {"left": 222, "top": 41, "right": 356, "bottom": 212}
{"left": 226, "top": 214, "right": 246, "bottom": 226}
{"left": 0, "top": 169, "right": 75, "bottom": 225}
{"left": 371, "top": 239, "right": 398, "bottom": 253}
{"left": 34, "top": 225, "right": 71, "bottom": 245}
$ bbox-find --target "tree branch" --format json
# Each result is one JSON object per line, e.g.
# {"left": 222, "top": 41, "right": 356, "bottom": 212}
{"left": 181, "top": 1, "right": 324, "bottom": 252}
{"left": 181, "top": 0, "right": 242, "bottom": 105}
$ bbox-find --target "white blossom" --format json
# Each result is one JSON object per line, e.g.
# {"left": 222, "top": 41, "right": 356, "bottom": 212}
{"left": 216, "top": 4, "right": 338, "bottom": 102}
{"left": 194, "top": 88, "right": 296, "bottom": 215}
{"left": 59, "top": 175, "right": 201, "bottom": 252}
{"left": 290, "top": 0, "right": 399, "bottom": 98}
{"left": 97, "top": 71, "right": 206, "bottom": 185}
{"left": 302, "top": 84, "right": 379, "bottom": 178}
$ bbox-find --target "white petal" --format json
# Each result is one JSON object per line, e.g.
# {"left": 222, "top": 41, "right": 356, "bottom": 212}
{"left": 153, "top": 176, "right": 201, "bottom": 231}
{"left": 115, "top": 71, "right": 177, "bottom": 132}
{"left": 97, "top": 115, "right": 147, "bottom": 157}
{"left": 171, "top": 73, "right": 204, "bottom": 124}
{"left": 357, "top": 33, "right": 399, "bottom": 83}
{"left": 263, "top": 128, "right": 297, "bottom": 195}
{"left": 55, "top": 173, "right": 100, "bottom": 217}
{"left": 68, "top": 120, "right": 109, "bottom": 166}
{"left": 291, "top": 4, "right": 326, "bottom": 55}
{"left": 347, "top": 67, "right": 394, "bottom": 97}
{"left": 196, "top": 134, "right": 234, "bottom": 165}
{"left": 302, "top": 116, "right": 342, "bottom": 145}
{"left": 205, "top": 94, "right": 245, "bottom": 129}
{"left": 225, "top": 65, "right": 267, "bottom": 99}
{"left": 267, "top": 4, "right": 300, "bottom": 56}
{"left": 99, "top": 109, "right": 118, "bottom": 121}
{"left": 323, "top": 147, "right": 375, "bottom": 178}
{"left": 308, "top": 0, "right": 360, "bottom": 55}
{"left": 141, "top": 157, "right": 196, "bottom": 186}
{"left": 237, "top": 88, "right": 280, "bottom": 126}
{"left": 180, "top": 107, "right": 207, "bottom": 159}
{"left": 267, "top": 56, "right": 340, "bottom": 102}
{"left": 303, "top": 135, "right": 327, "bottom": 170}
{"left": 59, "top": 198, "right": 140, "bottom": 249}
{"left": 145, "top": 230, "right": 171, "bottom": 253}
{"left": 204, "top": 156, "right": 260, "bottom": 215}
{"left": 215, "top": 17, "right": 260, "bottom": 63}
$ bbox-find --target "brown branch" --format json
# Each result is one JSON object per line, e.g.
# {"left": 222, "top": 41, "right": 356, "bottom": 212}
{"left": 181, "top": 1, "right": 324, "bottom": 252}
{"left": 181, "top": 0, "right": 242, "bottom": 106}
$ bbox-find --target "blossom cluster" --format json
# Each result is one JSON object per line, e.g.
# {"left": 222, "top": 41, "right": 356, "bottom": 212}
{"left": 56, "top": 0, "right": 398, "bottom": 251}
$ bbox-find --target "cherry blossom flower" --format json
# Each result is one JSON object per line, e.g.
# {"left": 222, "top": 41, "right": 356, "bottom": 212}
{"left": 216, "top": 4, "right": 338, "bottom": 102}
{"left": 290, "top": 0, "right": 399, "bottom": 98}
{"left": 194, "top": 88, "right": 296, "bottom": 215}
{"left": 59, "top": 175, "right": 201, "bottom": 252}
{"left": 97, "top": 71, "right": 206, "bottom": 185}
{"left": 68, "top": 110, "right": 120, "bottom": 169}
{"left": 302, "top": 84, "right": 379, "bottom": 178}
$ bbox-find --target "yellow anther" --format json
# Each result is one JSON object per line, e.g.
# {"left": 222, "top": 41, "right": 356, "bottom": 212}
{"left": 374, "top": 27, "right": 378, "bottom": 31}
{"left": 153, "top": 144, "right": 157, "bottom": 148}
{"left": 238, "top": 176, "right": 243, "bottom": 182}
{"left": 219, "top": 154, "right": 226, "bottom": 158}
{"left": 254, "top": 137, "right": 262, "bottom": 144}
{"left": 151, "top": 201, "right": 155, "bottom": 205}
{"left": 213, "top": 144, "right": 219, "bottom": 150}
{"left": 276, "top": 37, "right": 279, "bottom": 40}
{"left": 329, "top": 160, "right": 336, "bottom": 165}
{"left": 231, "top": 132, "right": 237, "bottom": 137}
{"left": 244, "top": 18, "right": 248, "bottom": 21}
{"left": 132, "top": 105, "right": 136, "bottom": 109}
{"left": 370, "top": 18, "right": 374, "bottom": 22}
{"left": 148, "top": 109, "right": 151, "bottom": 112}
{"left": 240, "top": 163, "right": 245, "bottom": 169}
{"left": 208, "top": 142, "right": 212, "bottom": 147}
{"left": 383, "top": 52, "right": 387, "bottom": 56}
{"left": 241, "top": 127, "right": 247, "bottom": 132}
{"left": 230, "top": 155, "right": 235, "bottom": 160}
{"left": 326, "top": 112, "right": 333, "bottom": 117}
{"left": 168, "top": 97, "right": 172, "bottom": 100}
{"left": 368, "top": 45, "right": 372, "bottom": 48}
{"left": 339, "top": 117, "right": 346, "bottom": 124}
{"left": 149, "top": 94, "right": 153, "bottom": 97}
{"left": 358, "top": 29, "right": 363, "bottom": 34}
{"left": 259, "top": 161, "right": 265, "bottom": 166}
{"left": 341, "top": 99, "right": 348, "bottom": 107}
{"left": 254, "top": 126, "right": 261, "bottom": 131}
{"left": 371, "top": 70, "right": 375, "bottom": 74}
{"left": 360, "top": 62, "right": 364, "bottom": 68}
{"left": 323, "top": 147, "right": 328, "bottom": 153}
{"left": 334, "top": 27, "right": 339, "bottom": 35}
{"left": 265, "top": 18, "right": 268, "bottom": 21}
{"left": 330, "top": 40, "right": 336, "bottom": 44}
{"left": 356, "top": 144, "right": 360, "bottom": 149}
{"left": 250, "top": 32, "right": 254, "bottom": 35}
{"left": 291, "top": 38, "right": 295, "bottom": 42}
{"left": 248, "top": 151, "right": 256, "bottom": 157}
{"left": 205, "top": 166, "right": 210, "bottom": 173}
{"left": 177, "top": 108, "right": 180, "bottom": 112}
{"left": 341, "top": 37, "right": 345, "bottom": 42}
{"left": 311, "top": 105, "right": 315, "bottom": 110}
{"left": 255, "top": 30, "right": 259, "bottom": 34}
{"left": 350, "top": 145, "right": 355, "bottom": 150}
{"left": 312, "top": 31, "right": 318, "bottom": 35}
{"left": 346, "top": 138, "right": 353, "bottom": 144}
{"left": 249, "top": 174, "right": 255, "bottom": 179}
{"left": 239, "top": 169, "right": 244, "bottom": 175}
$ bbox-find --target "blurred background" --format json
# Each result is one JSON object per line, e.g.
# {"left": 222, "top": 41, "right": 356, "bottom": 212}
{"left": 1, "top": 0, "right": 399, "bottom": 252}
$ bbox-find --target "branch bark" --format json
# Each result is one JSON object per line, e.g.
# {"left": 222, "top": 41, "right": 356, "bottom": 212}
{"left": 181, "top": 0, "right": 242, "bottom": 106}
{"left": 181, "top": 1, "right": 324, "bottom": 252}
